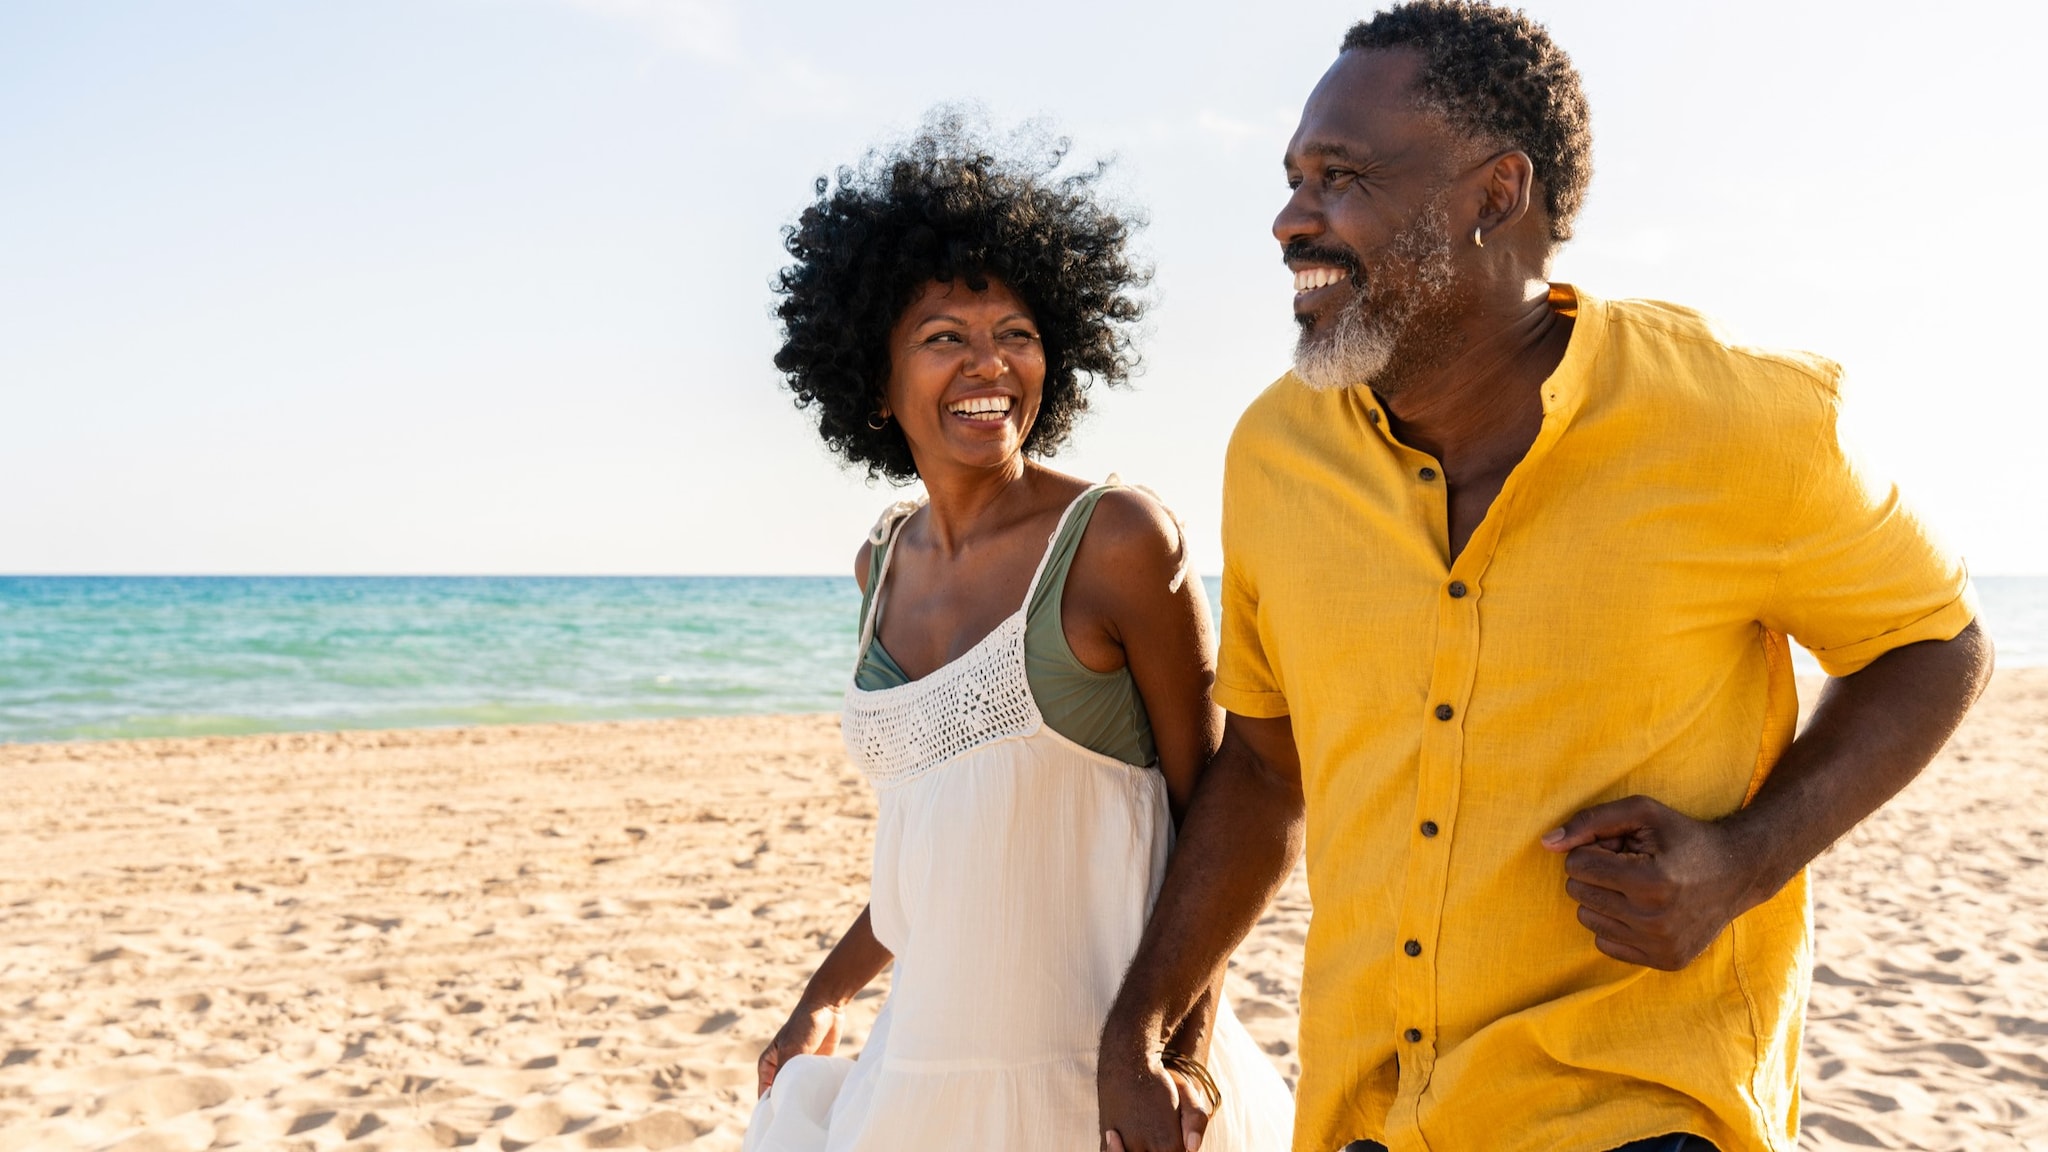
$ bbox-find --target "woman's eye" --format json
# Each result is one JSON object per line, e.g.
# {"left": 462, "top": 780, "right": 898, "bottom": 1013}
{"left": 1001, "top": 330, "right": 1039, "bottom": 342}
{"left": 926, "top": 332, "right": 962, "bottom": 344}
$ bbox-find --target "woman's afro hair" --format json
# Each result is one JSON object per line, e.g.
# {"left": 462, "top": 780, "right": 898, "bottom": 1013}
{"left": 773, "top": 113, "right": 1148, "bottom": 483}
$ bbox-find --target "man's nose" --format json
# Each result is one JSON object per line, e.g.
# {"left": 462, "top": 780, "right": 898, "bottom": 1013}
{"left": 1273, "top": 183, "right": 1324, "bottom": 250}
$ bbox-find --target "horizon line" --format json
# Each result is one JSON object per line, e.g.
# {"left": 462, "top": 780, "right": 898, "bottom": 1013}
{"left": 5, "top": 571, "right": 2048, "bottom": 581}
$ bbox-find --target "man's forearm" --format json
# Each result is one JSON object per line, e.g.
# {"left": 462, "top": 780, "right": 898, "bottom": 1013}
{"left": 1551, "top": 623, "right": 1995, "bottom": 970}
{"left": 1725, "top": 622, "right": 1994, "bottom": 906}
{"left": 1102, "top": 729, "right": 1305, "bottom": 1055}
{"left": 1161, "top": 982, "right": 1219, "bottom": 1062}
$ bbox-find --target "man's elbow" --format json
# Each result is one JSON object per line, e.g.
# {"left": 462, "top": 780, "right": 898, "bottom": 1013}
{"left": 1909, "top": 618, "right": 1997, "bottom": 705}
{"left": 1957, "top": 619, "right": 1996, "bottom": 701}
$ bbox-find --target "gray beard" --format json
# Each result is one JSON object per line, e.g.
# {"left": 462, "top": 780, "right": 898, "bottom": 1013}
{"left": 1291, "top": 192, "right": 1458, "bottom": 394}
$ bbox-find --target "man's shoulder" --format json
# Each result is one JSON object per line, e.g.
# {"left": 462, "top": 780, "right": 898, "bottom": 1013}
{"left": 1236, "top": 370, "right": 1317, "bottom": 419}
{"left": 1228, "top": 372, "right": 1339, "bottom": 457}
{"left": 1597, "top": 295, "right": 1844, "bottom": 402}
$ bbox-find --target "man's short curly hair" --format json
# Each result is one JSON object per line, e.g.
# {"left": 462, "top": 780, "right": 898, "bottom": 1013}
{"left": 1343, "top": 1, "right": 1592, "bottom": 242}
{"left": 773, "top": 115, "right": 1148, "bottom": 483}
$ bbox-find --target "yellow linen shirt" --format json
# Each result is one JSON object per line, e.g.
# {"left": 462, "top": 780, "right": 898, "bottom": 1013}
{"left": 1215, "top": 286, "right": 1974, "bottom": 1152}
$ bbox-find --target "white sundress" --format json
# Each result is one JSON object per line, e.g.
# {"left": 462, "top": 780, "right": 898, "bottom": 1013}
{"left": 745, "top": 484, "right": 1295, "bottom": 1151}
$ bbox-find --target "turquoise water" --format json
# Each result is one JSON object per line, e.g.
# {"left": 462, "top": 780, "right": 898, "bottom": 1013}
{"left": 0, "top": 577, "right": 862, "bottom": 744}
{"left": 1, "top": 576, "right": 2042, "bottom": 745}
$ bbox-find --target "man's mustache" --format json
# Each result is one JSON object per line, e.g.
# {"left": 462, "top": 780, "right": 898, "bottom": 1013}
{"left": 1282, "top": 240, "right": 1363, "bottom": 283}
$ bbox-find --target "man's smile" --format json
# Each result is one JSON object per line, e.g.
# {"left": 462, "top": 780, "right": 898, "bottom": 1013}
{"left": 1290, "top": 262, "right": 1358, "bottom": 318}
{"left": 1292, "top": 266, "right": 1348, "bottom": 294}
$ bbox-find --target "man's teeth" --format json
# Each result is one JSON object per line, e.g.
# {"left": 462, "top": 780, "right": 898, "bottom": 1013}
{"left": 1293, "top": 267, "right": 1348, "bottom": 293}
{"left": 948, "top": 396, "right": 1012, "bottom": 419}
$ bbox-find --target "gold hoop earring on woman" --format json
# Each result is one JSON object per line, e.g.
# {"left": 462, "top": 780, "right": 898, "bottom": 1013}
{"left": 867, "top": 412, "right": 889, "bottom": 430}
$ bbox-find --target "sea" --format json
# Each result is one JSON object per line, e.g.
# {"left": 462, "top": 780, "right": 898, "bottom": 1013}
{"left": 1, "top": 575, "right": 2043, "bottom": 746}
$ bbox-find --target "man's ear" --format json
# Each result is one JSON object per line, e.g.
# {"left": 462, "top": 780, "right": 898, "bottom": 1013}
{"left": 1472, "top": 149, "right": 1537, "bottom": 245}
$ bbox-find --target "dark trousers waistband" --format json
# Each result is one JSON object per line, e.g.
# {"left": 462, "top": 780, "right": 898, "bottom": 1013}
{"left": 1342, "top": 1135, "right": 1716, "bottom": 1152}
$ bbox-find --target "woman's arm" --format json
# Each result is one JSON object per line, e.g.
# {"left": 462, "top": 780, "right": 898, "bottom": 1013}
{"left": 1062, "top": 489, "right": 1222, "bottom": 822}
{"left": 1064, "top": 488, "right": 1227, "bottom": 1145}
{"left": 755, "top": 905, "right": 894, "bottom": 1097}
{"left": 1101, "top": 715, "right": 1306, "bottom": 1152}
{"left": 753, "top": 538, "right": 895, "bottom": 1097}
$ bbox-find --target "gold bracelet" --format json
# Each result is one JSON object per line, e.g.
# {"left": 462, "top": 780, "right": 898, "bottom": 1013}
{"left": 1160, "top": 1050, "right": 1222, "bottom": 1112}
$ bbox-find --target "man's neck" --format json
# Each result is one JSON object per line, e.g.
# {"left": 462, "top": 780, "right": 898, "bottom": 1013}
{"left": 1377, "top": 282, "right": 1572, "bottom": 478}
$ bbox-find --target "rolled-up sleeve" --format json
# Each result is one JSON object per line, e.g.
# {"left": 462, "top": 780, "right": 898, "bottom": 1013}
{"left": 1214, "top": 558, "right": 1290, "bottom": 718}
{"left": 1213, "top": 434, "right": 1291, "bottom": 718}
{"left": 1762, "top": 388, "right": 1976, "bottom": 676}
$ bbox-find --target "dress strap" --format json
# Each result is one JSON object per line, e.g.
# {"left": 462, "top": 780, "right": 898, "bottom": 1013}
{"left": 1020, "top": 483, "right": 1116, "bottom": 612}
{"left": 856, "top": 498, "right": 925, "bottom": 674}
{"left": 867, "top": 498, "right": 926, "bottom": 547}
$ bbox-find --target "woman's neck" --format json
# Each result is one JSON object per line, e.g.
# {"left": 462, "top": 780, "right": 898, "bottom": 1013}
{"left": 915, "top": 456, "right": 1038, "bottom": 556}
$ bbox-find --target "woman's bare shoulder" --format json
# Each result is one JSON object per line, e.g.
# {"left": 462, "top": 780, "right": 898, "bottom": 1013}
{"left": 1088, "top": 487, "right": 1182, "bottom": 555}
{"left": 1072, "top": 486, "right": 1186, "bottom": 598}
{"left": 853, "top": 538, "right": 875, "bottom": 595}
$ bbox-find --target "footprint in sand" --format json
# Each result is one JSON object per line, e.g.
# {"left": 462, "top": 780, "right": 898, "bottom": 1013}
{"left": 500, "top": 1098, "right": 578, "bottom": 1143}
{"left": 585, "top": 1110, "right": 709, "bottom": 1148}
{"left": 92, "top": 1075, "right": 234, "bottom": 1126}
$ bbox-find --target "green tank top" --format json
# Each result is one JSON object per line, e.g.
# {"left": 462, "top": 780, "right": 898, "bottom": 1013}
{"left": 854, "top": 486, "right": 1158, "bottom": 767}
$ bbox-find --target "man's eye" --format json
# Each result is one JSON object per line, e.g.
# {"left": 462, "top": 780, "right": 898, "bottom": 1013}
{"left": 1323, "top": 167, "right": 1354, "bottom": 186}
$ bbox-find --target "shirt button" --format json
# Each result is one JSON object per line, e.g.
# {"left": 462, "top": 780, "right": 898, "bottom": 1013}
{"left": 1447, "top": 581, "right": 1468, "bottom": 598}
{"left": 1368, "top": 409, "right": 1382, "bottom": 424}
{"left": 1404, "top": 939, "right": 1422, "bottom": 957}
{"left": 1420, "top": 820, "right": 1439, "bottom": 837}
{"left": 1418, "top": 466, "right": 1437, "bottom": 481}
{"left": 1434, "top": 703, "right": 1454, "bottom": 721}
{"left": 1404, "top": 1028, "right": 1423, "bottom": 1043}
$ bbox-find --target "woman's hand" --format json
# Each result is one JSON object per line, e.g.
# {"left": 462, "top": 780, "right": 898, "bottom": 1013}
{"left": 755, "top": 1000, "right": 843, "bottom": 1098}
{"left": 755, "top": 905, "right": 892, "bottom": 1099}
{"left": 1165, "top": 1065, "right": 1215, "bottom": 1152}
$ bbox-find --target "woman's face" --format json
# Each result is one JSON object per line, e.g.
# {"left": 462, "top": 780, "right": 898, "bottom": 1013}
{"left": 881, "top": 276, "right": 1045, "bottom": 479}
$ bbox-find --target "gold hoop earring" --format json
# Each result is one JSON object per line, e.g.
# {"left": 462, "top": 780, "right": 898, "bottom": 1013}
{"left": 866, "top": 412, "right": 889, "bottom": 430}
{"left": 1472, "top": 226, "right": 1485, "bottom": 249}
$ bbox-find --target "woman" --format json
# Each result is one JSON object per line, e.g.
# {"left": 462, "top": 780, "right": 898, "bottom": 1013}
{"left": 745, "top": 119, "right": 1293, "bottom": 1152}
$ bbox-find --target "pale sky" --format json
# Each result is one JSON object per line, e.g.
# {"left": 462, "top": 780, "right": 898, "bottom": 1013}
{"left": 4, "top": 0, "right": 2043, "bottom": 576}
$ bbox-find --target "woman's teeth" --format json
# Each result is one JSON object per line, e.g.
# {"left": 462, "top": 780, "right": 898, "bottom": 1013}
{"left": 948, "top": 396, "right": 1012, "bottom": 421}
{"left": 1293, "top": 266, "right": 1349, "bottom": 294}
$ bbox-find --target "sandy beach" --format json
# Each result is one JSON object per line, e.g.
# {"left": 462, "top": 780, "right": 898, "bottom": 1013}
{"left": 2, "top": 671, "right": 2043, "bottom": 1151}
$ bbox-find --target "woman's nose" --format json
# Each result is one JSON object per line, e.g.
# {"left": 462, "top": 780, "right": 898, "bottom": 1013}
{"left": 961, "top": 333, "right": 1008, "bottom": 379}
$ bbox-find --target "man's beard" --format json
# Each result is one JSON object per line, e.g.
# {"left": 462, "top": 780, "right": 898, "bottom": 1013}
{"left": 1291, "top": 190, "right": 1461, "bottom": 394}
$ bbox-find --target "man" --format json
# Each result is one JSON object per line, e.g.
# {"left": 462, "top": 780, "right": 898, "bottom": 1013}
{"left": 1097, "top": 4, "right": 1993, "bottom": 1152}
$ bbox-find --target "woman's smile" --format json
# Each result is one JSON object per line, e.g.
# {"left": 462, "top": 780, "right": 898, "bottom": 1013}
{"left": 946, "top": 392, "right": 1016, "bottom": 424}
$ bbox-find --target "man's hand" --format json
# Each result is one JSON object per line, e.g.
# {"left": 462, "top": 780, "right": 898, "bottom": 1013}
{"left": 1097, "top": 1047, "right": 1209, "bottom": 1152}
{"left": 1542, "top": 796, "right": 1766, "bottom": 970}
{"left": 1545, "top": 628, "right": 1993, "bottom": 972}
